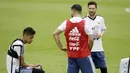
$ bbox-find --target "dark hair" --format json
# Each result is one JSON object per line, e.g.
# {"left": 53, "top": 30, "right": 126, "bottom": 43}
{"left": 71, "top": 4, "right": 82, "bottom": 13}
{"left": 88, "top": 1, "right": 97, "bottom": 8}
{"left": 23, "top": 27, "right": 36, "bottom": 35}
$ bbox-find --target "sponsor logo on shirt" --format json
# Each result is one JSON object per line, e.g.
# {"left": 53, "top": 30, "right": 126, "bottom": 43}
{"left": 68, "top": 27, "right": 81, "bottom": 51}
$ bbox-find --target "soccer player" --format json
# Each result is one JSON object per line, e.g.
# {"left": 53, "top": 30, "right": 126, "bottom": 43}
{"left": 53, "top": 4, "right": 95, "bottom": 73}
{"left": 83, "top": 1, "right": 107, "bottom": 73}
{"left": 6, "top": 27, "right": 44, "bottom": 73}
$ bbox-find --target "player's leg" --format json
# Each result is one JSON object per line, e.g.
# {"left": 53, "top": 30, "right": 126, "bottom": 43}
{"left": 99, "top": 52, "right": 107, "bottom": 73}
{"left": 32, "top": 68, "right": 45, "bottom": 73}
{"left": 67, "top": 58, "right": 79, "bottom": 73}
{"left": 77, "top": 56, "right": 95, "bottom": 73}
{"left": 100, "top": 68, "right": 107, "bottom": 73}
{"left": 91, "top": 52, "right": 97, "bottom": 68}
{"left": 16, "top": 67, "right": 32, "bottom": 73}
{"left": 92, "top": 52, "right": 107, "bottom": 73}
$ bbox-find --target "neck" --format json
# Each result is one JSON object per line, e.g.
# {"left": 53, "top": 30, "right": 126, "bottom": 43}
{"left": 21, "top": 37, "right": 26, "bottom": 44}
{"left": 73, "top": 14, "right": 81, "bottom": 17}
{"left": 88, "top": 14, "right": 96, "bottom": 19}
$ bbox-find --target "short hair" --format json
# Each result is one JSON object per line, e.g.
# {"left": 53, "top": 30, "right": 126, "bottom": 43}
{"left": 23, "top": 27, "right": 36, "bottom": 35}
{"left": 71, "top": 4, "right": 82, "bottom": 13}
{"left": 88, "top": 1, "right": 97, "bottom": 8}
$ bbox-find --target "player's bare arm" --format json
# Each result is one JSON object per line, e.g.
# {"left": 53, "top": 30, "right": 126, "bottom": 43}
{"left": 101, "top": 29, "right": 106, "bottom": 36}
{"left": 88, "top": 35, "right": 93, "bottom": 50}
{"left": 20, "top": 56, "right": 40, "bottom": 68}
{"left": 53, "top": 29, "right": 67, "bottom": 52}
{"left": 96, "top": 18, "right": 106, "bottom": 38}
{"left": 96, "top": 29, "right": 106, "bottom": 38}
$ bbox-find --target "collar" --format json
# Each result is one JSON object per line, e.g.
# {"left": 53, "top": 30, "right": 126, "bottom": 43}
{"left": 87, "top": 14, "right": 97, "bottom": 20}
{"left": 70, "top": 17, "right": 82, "bottom": 23}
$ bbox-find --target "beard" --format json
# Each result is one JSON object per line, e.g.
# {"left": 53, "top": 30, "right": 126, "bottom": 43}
{"left": 89, "top": 12, "right": 96, "bottom": 17}
{"left": 71, "top": 14, "right": 73, "bottom": 18}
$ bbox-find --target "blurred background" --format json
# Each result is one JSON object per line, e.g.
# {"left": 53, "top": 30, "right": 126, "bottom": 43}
{"left": 0, "top": 0, "right": 130, "bottom": 73}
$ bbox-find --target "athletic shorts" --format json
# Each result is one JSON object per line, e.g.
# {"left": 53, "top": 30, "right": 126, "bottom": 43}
{"left": 91, "top": 51, "right": 107, "bottom": 68}
{"left": 67, "top": 56, "right": 95, "bottom": 73}
{"left": 15, "top": 67, "right": 44, "bottom": 73}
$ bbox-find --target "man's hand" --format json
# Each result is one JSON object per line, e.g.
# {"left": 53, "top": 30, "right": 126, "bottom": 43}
{"left": 27, "top": 64, "right": 40, "bottom": 68}
{"left": 61, "top": 47, "right": 67, "bottom": 52}
{"left": 34, "top": 64, "right": 42, "bottom": 69}
{"left": 20, "top": 56, "right": 42, "bottom": 68}
{"left": 34, "top": 64, "right": 40, "bottom": 67}
{"left": 95, "top": 33, "right": 102, "bottom": 38}
{"left": 53, "top": 29, "right": 65, "bottom": 51}
{"left": 95, "top": 30, "right": 106, "bottom": 38}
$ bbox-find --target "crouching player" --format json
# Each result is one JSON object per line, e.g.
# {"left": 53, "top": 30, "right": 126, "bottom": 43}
{"left": 6, "top": 27, "right": 45, "bottom": 73}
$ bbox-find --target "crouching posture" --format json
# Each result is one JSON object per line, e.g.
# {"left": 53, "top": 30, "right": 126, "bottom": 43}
{"left": 6, "top": 27, "right": 45, "bottom": 73}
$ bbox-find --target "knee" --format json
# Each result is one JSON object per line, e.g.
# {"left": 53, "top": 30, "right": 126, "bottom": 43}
{"left": 32, "top": 68, "right": 45, "bottom": 73}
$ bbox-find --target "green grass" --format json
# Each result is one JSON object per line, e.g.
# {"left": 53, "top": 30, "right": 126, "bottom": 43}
{"left": 0, "top": 0, "right": 130, "bottom": 73}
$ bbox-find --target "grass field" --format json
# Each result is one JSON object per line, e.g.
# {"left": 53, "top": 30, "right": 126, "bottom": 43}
{"left": 0, "top": 0, "right": 130, "bottom": 73}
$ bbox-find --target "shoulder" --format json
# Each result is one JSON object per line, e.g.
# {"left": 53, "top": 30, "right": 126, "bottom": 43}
{"left": 97, "top": 15, "right": 104, "bottom": 20}
{"left": 61, "top": 20, "right": 67, "bottom": 26}
{"left": 61, "top": 20, "right": 67, "bottom": 25}
{"left": 83, "top": 16, "right": 89, "bottom": 20}
{"left": 82, "top": 15, "right": 88, "bottom": 19}
{"left": 12, "top": 39, "right": 24, "bottom": 46}
{"left": 57, "top": 20, "right": 67, "bottom": 31}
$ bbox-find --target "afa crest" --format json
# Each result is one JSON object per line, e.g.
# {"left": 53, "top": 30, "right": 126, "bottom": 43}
{"left": 97, "top": 22, "right": 100, "bottom": 24}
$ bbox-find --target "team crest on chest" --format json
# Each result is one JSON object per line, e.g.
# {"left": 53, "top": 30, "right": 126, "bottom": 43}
{"left": 97, "top": 22, "right": 100, "bottom": 24}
